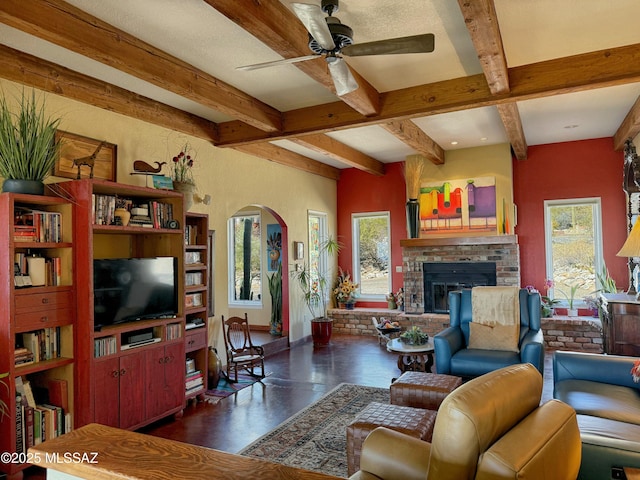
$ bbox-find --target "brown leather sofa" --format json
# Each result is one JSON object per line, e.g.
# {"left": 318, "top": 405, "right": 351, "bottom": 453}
{"left": 349, "top": 363, "right": 581, "bottom": 480}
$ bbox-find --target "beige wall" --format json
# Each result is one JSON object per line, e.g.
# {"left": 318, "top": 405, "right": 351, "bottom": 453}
{"left": 1, "top": 79, "right": 337, "bottom": 353}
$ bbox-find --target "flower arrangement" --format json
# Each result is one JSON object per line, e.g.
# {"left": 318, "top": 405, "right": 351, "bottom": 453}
{"left": 632, "top": 360, "right": 640, "bottom": 383}
{"left": 171, "top": 143, "right": 195, "bottom": 185}
{"left": 400, "top": 326, "right": 429, "bottom": 345}
{"left": 334, "top": 268, "right": 358, "bottom": 304}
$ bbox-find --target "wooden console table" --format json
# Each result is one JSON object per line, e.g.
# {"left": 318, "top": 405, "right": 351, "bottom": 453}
{"left": 601, "top": 293, "right": 640, "bottom": 355}
{"left": 29, "top": 423, "right": 341, "bottom": 480}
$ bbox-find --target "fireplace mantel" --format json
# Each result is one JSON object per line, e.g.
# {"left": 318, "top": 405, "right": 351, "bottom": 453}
{"left": 400, "top": 235, "right": 517, "bottom": 247}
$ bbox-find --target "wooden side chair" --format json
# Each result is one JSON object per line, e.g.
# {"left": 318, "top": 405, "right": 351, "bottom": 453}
{"left": 221, "top": 313, "right": 265, "bottom": 383}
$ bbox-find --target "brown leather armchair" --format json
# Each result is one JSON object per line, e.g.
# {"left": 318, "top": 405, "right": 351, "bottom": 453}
{"left": 349, "top": 363, "right": 581, "bottom": 480}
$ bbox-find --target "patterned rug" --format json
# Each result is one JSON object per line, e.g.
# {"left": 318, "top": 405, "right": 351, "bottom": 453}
{"left": 205, "top": 373, "right": 263, "bottom": 404}
{"left": 239, "top": 383, "right": 389, "bottom": 478}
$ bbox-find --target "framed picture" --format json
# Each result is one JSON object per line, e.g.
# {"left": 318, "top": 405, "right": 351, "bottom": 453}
{"left": 54, "top": 130, "right": 117, "bottom": 181}
{"left": 294, "top": 241, "right": 304, "bottom": 261}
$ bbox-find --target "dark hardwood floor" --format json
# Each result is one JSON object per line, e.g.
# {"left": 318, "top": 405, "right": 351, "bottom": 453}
{"left": 22, "top": 334, "right": 554, "bottom": 479}
{"left": 140, "top": 334, "right": 554, "bottom": 454}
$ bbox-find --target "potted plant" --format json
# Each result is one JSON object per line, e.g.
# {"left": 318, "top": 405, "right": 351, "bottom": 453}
{"left": 0, "top": 90, "right": 62, "bottom": 194}
{"left": 268, "top": 262, "right": 283, "bottom": 336}
{"left": 292, "top": 236, "right": 340, "bottom": 346}
{"left": 558, "top": 283, "right": 581, "bottom": 316}
{"left": 170, "top": 143, "right": 196, "bottom": 210}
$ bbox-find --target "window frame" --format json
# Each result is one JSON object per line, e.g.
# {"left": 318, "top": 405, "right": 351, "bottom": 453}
{"left": 351, "top": 211, "right": 392, "bottom": 301}
{"left": 543, "top": 197, "right": 603, "bottom": 307}
{"left": 227, "top": 211, "right": 263, "bottom": 308}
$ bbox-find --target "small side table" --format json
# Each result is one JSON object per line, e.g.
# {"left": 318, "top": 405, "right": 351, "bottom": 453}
{"left": 386, "top": 337, "right": 435, "bottom": 374}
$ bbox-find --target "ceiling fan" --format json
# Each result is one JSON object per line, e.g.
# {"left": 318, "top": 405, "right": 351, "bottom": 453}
{"left": 237, "top": 0, "right": 435, "bottom": 96}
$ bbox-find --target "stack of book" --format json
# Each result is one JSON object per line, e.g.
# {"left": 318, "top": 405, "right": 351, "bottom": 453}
{"left": 14, "top": 348, "right": 34, "bottom": 367}
{"left": 185, "top": 360, "right": 204, "bottom": 395}
{"left": 129, "top": 205, "right": 153, "bottom": 228}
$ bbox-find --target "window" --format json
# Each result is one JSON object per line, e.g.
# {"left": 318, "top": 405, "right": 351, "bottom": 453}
{"left": 308, "top": 211, "right": 328, "bottom": 293}
{"left": 352, "top": 212, "right": 391, "bottom": 299}
{"left": 544, "top": 198, "right": 603, "bottom": 306}
{"left": 228, "top": 212, "right": 262, "bottom": 306}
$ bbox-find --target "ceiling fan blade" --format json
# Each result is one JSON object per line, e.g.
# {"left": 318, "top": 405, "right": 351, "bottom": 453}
{"left": 292, "top": 3, "right": 336, "bottom": 51}
{"left": 341, "top": 33, "right": 435, "bottom": 57}
{"left": 327, "top": 57, "right": 358, "bottom": 96}
{"left": 236, "top": 54, "right": 320, "bottom": 71}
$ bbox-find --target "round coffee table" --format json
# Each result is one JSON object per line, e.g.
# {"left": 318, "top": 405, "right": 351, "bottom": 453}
{"left": 387, "top": 337, "right": 435, "bottom": 374}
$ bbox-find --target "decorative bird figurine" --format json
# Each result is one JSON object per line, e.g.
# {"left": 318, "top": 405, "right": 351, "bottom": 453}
{"left": 132, "top": 160, "right": 167, "bottom": 175}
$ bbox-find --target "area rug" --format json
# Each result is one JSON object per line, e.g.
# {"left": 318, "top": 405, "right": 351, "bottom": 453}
{"left": 205, "top": 373, "right": 264, "bottom": 404}
{"left": 240, "top": 383, "right": 389, "bottom": 478}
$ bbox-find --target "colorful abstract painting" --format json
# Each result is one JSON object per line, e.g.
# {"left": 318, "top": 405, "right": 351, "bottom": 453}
{"left": 419, "top": 177, "right": 497, "bottom": 234}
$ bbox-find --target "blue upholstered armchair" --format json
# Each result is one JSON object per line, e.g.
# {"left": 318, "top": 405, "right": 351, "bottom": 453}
{"left": 434, "top": 288, "right": 544, "bottom": 378}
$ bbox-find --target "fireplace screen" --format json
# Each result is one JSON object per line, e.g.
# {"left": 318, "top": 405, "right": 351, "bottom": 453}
{"left": 423, "top": 262, "right": 497, "bottom": 313}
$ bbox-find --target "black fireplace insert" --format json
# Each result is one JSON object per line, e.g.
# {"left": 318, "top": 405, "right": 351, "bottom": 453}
{"left": 423, "top": 262, "right": 497, "bottom": 313}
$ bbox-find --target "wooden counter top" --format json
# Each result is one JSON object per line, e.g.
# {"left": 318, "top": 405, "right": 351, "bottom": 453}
{"left": 29, "top": 423, "right": 341, "bottom": 480}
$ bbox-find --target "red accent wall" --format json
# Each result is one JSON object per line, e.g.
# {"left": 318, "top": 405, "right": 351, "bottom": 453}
{"left": 336, "top": 138, "right": 629, "bottom": 307}
{"left": 337, "top": 162, "right": 406, "bottom": 307}
{"left": 513, "top": 137, "right": 628, "bottom": 291}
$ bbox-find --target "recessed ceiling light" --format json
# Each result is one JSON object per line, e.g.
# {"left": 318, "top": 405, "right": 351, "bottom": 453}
{"left": 450, "top": 141, "right": 458, "bottom": 145}
{"left": 480, "top": 137, "right": 488, "bottom": 141}
{"left": 564, "top": 124, "right": 580, "bottom": 129}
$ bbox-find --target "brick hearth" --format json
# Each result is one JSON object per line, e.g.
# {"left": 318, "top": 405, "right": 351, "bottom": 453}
{"left": 400, "top": 235, "right": 520, "bottom": 314}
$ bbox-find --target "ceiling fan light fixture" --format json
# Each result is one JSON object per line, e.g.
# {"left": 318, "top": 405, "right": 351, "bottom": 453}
{"left": 308, "top": 18, "right": 353, "bottom": 54}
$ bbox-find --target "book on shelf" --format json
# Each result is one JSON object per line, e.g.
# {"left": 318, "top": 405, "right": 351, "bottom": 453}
{"left": 14, "top": 207, "right": 62, "bottom": 243}
{"left": 21, "top": 327, "right": 61, "bottom": 363}
{"left": 48, "top": 379, "right": 69, "bottom": 413}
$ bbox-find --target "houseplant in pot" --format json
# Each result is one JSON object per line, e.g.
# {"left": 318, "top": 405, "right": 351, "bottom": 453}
{"left": 0, "top": 90, "right": 61, "bottom": 195}
{"left": 292, "top": 236, "right": 341, "bottom": 346}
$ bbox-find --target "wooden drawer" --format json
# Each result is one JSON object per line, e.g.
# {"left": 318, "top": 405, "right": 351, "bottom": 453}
{"left": 185, "top": 329, "right": 206, "bottom": 352}
{"left": 15, "top": 306, "right": 73, "bottom": 331}
{"left": 15, "top": 290, "right": 73, "bottom": 314}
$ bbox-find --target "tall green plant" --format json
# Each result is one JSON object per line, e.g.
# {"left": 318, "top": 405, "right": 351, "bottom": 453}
{"left": 292, "top": 236, "right": 341, "bottom": 320}
{"left": 596, "top": 263, "right": 617, "bottom": 294}
{"left": 0, "top": 90, "right": 61, "bottom": 181}
{"left": 268, "top": 262, "right": 283, "bottom": 335}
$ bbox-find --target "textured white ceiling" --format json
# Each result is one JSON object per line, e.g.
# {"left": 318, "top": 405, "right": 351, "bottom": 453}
{"left": 1, "top": 0, "right": 639, "bottom": 166}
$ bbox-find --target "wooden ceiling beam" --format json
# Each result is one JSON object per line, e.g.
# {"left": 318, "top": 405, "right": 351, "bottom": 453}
{"left": 381, "top": 121, "right": 444, "bottom": 165}
{"left": 0, "top": 44, "right": 218, "bottom": 142}
{"left": 457, "top": 0, "right": 528, "bottom": 160}
{"left": 204, "top": 0, "right": 380, "bottom": 117}
{"left": 614, "top": 95, "right": 640, "bottom": 151}
{"left": 233, "top": 143, "right": 341, "bottom": 181}
{"left": 0, "top": 0, "right": 282, "bottom": 133}
{"left": 289, "top": 134, "right": 385, "bottom": 176}
{"left": 216, "top": 43, "right": 640, "bottom": 146}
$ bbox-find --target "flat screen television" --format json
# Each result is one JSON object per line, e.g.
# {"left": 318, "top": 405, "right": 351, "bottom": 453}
{"left": 93, "top": 257, "right": 178, "bottom": 330}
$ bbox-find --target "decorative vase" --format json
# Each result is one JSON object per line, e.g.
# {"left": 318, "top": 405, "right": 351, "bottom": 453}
{"left": 114, "top": 208, "right": 131, "bottom": 226}
{"left": 406, "top": 198, "right": 420, "bottom": 238}
{"left": 311, "top": 318, "right": 332, "bottom": 347}
{"left": 387, "top": 300, "right": 397, "bottom": 310}
{"left": 345, "top": 301, "right": 355, "bottom": 310}
{"left": 173, "top": 181, "right": 195, "bottom": 211}
{"left": 567, "top": 308, "right": 578, "bottom": 317}
{"left": 339, "top": 302, "right": 346, "bottom": 309}
{"left": 2, "top": 179, "right": 45, "bottom": 195}
{"left": 207, "top": 346, "right": 222, "bottom": 389}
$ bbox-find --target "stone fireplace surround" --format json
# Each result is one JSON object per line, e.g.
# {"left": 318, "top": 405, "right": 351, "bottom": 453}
{"left": 401, "top": 235, "right": 520, "bottom": 314}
